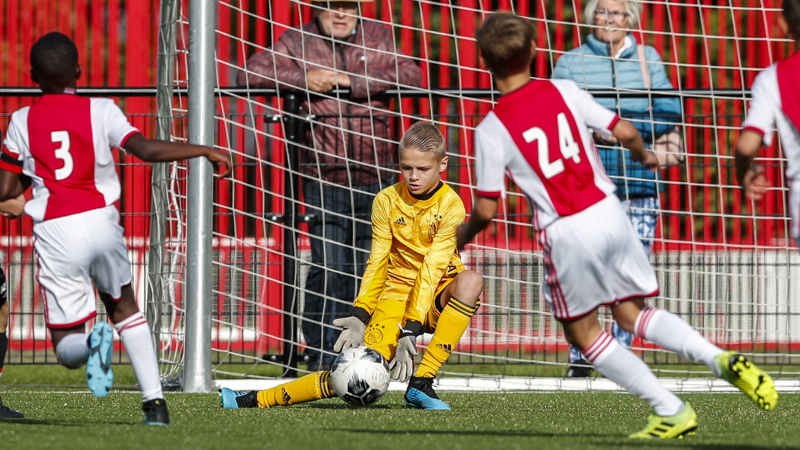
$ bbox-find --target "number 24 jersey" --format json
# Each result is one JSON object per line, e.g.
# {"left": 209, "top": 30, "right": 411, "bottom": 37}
{"left": 474, "top": 79, "right": 620, "bottom": 231}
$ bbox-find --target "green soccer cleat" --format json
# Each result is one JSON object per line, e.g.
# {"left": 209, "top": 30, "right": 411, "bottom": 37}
{"left": 716, "top": 351, "right": 778, "bottom": 411}
{"left": 629, "top": 401, "right": 698, "bottom": 439}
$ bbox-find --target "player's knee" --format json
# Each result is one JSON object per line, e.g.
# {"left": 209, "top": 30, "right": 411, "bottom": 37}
{"left": 610, "top": 300, "right": 646, "bottom": 334}
{"left": 102, "top": 286, "right": 141, "bottom": 324}
{"left": 561, "top": 327, "right": 580, "bottom": 349}
{"left": 456, "top": 271, "right": 484, "bottom": 306}
{"left": 614, "top": 316, "right": 636, "bottom": 335}
{"left": 0, "top": 301, "right": 9, "bottom": 330}
{"left": 56, "top": 355, "right": 81, "bottom": 370}
{"left": 55, "top": 345, "right": 82, "bottom": 370}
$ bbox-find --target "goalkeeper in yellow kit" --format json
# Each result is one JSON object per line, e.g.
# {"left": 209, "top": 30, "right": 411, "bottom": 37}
{"left": 221, "top": 122, "right": 484, "bottom": 410}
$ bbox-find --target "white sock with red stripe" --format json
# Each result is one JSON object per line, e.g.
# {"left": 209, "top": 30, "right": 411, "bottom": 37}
{"left": 55, "top": 333, "right": 90, "bottom": 369}
{"left": 584, "top": 330, "right": 685, "bottom": 416}
{"left": 634, "top": 306, "right": 724, "bottom": 377}
{"left": 114, "top": 312, "right": 163, "bottom": 402}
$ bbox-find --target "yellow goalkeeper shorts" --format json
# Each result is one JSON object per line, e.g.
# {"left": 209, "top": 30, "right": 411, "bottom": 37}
{"left": 363, "top": 276, "right": 455, "bottom": 361}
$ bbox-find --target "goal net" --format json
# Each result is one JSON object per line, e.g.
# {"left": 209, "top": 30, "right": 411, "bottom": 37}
{"left": 148, "top": 0, "right": 800, "bottom": 390}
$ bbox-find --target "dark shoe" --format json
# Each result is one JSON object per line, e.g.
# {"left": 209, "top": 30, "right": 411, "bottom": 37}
{"left": 566, "top": 359, "right": 593, "bottom": 378}
{"left": 404, "top": 376, "right": 450, "bottom": 410}
{"left": 219, "top": 388, "right": 259, "bottom": 409}
{"left": 142, "top": 398, "right": 171, "bottom": 425}
{"left": 0, "top": 395, "right": 23, "bottom": 419}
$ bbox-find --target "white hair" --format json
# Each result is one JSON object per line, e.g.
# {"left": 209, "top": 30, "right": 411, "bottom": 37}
{"left": 583, "top": 0, "right": 642, "bottom": 29}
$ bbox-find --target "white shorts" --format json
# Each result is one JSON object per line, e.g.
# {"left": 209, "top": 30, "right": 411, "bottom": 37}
{"left": 33, "top": 205, "right": 132, "bottom": 328}
{"left": 539, "top": 195, "right": 659, "bottom": 321}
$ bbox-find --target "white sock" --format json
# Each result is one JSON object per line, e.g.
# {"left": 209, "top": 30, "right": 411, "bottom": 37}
{"left": 584, "top": 331, "right": 685, "bottom": 416}
{"left": 114, "top": 312, "right": 163, "bottom": 402}
{"left": 635, "top": 307, "right": 724, "bottom": 377}
{"left": 55, "top": 333, "right": 90, "bottom": 369}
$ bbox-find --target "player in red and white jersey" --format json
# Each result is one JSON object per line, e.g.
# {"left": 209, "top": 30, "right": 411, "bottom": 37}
{"left": 457, "top": 12, "right": 777, "bottom": 438}
{"left": 475, "top": 78, "right": 617, "bottom": 232}
{"left": 0, "top": 32, "right": 231, "bottom": 425}
{"left": 2, "top": 94, "right": 140, "bottom": 222}
{"left": 736, "top": 1, "right": 800, "bottom": 247}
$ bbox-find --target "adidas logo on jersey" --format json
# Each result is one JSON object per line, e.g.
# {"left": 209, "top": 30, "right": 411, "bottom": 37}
{"left": 394, "top": 217, "right": 406, "bottom": 226}
{"left": 436, "top": 343, "right": 452, "bottom": 353}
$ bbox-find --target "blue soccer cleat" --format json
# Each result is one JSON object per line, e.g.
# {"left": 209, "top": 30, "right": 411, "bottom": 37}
{"left": 86, "top": 321, "right": 114, "bottom": 398}
{"left": 404, "top": 376, "right": 451, "bottom": 410}
{"left": 220, "top": 387, "right": 259, "bottom": 409}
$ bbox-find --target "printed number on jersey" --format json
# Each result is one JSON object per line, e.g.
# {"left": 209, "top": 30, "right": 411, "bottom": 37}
{"left": 51, "top": 130, "right": 74, "bottom": 181}
{"left": 522, "top": 113, "right": 581, "bottom": 179}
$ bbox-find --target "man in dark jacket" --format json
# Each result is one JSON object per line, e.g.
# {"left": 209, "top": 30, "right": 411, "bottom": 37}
{"left": 237, "top": 0, "right": 422, "bottom": 370}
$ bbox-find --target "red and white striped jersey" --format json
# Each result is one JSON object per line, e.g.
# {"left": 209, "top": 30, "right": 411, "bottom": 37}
{"left": 742, "top": 52, "right": 800, "bottom": 181}
{"left": 0, "top": 94, "right": 139, "bottom": 223}
{"left": 474, "top": 79, "right": 619, "bottom": 230}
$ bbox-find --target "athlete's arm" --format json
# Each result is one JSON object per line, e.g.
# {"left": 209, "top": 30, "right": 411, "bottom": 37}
{"left": 612, "top": 119, "right": 658, "bottom": 172}
{"left": 735, "top": 71, "right": 774, "bottom": 202}
{"left": 333, "top": 192, "right": 393, "bottom": 350}
{"left": 124, "top": 134, "right": 233, "bottom": 177}
{"left": 352, "top": 193, "right": 393, "bottom": 315}
{"left": 0, "top": 171, "right": 31, "bottom": 202}
{"left": 735, "top": 129, "right": 770, "bottom": 201}
{"left": 456, "top": 196, "right": 498, "bottom": 251}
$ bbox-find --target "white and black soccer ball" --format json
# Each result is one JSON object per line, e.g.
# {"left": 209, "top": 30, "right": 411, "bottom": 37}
{"left": 330, "top": 346, "right": 390, "bottom": 406}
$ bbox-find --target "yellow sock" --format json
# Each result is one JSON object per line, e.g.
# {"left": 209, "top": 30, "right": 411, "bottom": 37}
{"left": 415, "top": 297, "right": 479, "bottom": 378}
{"left": 256, "top": 371, "right": 334, "bottom": 408}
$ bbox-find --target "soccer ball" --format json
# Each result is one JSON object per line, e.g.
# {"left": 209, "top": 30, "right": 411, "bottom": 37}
{"left": 330, "top": 346, "right": 390, "bottom": 406}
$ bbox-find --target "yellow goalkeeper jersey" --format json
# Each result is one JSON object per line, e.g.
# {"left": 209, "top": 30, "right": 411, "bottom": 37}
{"left": 354, "top": 181, "right": 466, "bottom": 324}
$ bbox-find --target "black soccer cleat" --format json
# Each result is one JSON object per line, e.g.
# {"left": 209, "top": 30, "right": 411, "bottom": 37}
{"left": 0, "top": 395, "right": 24, "bottom": 419}
{"left": 220, "top": 388, "right": 260, "bottom": 408}
{"left": 566, "top": 359, "right": 593, "bottom": 378}
{"left": 142, "top": 398, "right": 171, "bottom": 425}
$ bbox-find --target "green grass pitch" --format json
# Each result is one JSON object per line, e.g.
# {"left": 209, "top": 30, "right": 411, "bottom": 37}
{"left": 1, "top": 387, "right": 798, "bottom": 450}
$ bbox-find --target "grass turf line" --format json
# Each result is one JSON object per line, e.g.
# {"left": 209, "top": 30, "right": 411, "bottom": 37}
{"left": 0, "top": 391, "right": 797, "bottom": 450}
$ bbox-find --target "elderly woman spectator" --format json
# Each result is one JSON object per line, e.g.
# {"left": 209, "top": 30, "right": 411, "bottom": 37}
{"left": 553, "top": 0, "right": 682, "bottom": 377}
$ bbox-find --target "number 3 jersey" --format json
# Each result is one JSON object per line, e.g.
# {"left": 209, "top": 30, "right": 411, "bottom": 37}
{"left": 474, "top": 79, "right": 619, "bottom": 231}
{"left": 0, "top": 94, "right": 139, "bottom": 223}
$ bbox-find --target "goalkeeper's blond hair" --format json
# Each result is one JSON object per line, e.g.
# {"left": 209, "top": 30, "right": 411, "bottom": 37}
{"left": 400, "top": 122, "right": 446, "bottom": 161}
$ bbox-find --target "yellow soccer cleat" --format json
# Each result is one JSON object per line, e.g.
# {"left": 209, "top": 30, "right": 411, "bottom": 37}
{"left": 716, "top": 351, "right": 778, "bottom": 410}
{"left": 629, "top": 402, "right": 698, "bottom": 439}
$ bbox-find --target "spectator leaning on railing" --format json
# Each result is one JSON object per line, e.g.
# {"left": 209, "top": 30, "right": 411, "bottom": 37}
{"left": 553, "top": 0, "right": 682, "bottom": 378}
{"left": 237, "top": 0, "right": 422, "bottom": 371}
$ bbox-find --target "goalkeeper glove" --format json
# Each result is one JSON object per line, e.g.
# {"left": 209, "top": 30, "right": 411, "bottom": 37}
{"left": 332, "top": 307, "right": 370, "bottom": 352}
{"left": 389, "top": 320, "right": 423, "bottom": 383}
